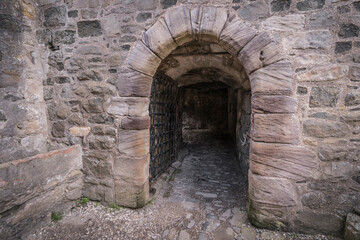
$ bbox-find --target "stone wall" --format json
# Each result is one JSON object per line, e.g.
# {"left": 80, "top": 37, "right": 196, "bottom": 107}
{"left": 0, "top": 0, "right": 48, "bottom": 163}
{"left": 236, "top": 89, "right": 251, "bottom": 175}
{"left": 0, "top": 0, "right": 359, "bottom": 237}
{"left": 0, "top": 145, "right": 83, "bottom": 239}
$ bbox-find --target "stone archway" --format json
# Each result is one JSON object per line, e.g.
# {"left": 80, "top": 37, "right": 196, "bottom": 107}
{"left": 115, "top": 5, "right": 317, "bottom": 231}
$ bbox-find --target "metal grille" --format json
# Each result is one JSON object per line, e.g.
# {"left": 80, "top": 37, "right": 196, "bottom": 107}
{"left": 149, "top": 72, "right": 179, "bottom": 182}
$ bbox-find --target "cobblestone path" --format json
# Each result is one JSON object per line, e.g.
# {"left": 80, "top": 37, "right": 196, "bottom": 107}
{"left": 26, "top": 139, "right": 339, "bottom": 240}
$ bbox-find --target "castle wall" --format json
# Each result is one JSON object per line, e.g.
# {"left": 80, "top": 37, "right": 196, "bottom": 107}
{"left": 0, "top": 0, "right": 359, "bottom": 236}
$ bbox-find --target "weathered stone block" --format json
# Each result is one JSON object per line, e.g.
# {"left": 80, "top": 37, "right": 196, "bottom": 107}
{"left": 354, "top": 1, "right": 360, "bottom": 11}
{"left": 36, "top": 29, "right": 52, "bottom": 45}
{"left": 51, "top": 121, "right": 66, "bottom": 138}
{"left": 114, "top": 155, "right": 149, "bottom": 183}
{"left": 249, "top": 60, "right": 293, "bottom": 95}
{"left": 164, "top": 6, "right": 193, "bottom": 46}
{"left": 69, "top": 126, "right": 90, "bottom": 136}
{"left": 238, "top": 1, "right": 269, "bottom": 21}
{"left": 250, "top": 141, "right": 317, "bottom": 181}
{"left": 48, "top": 51, "right": 64, "bottom": 71}
{"left": 303, "top": 119, "right": 350, "bottom": 138}
{"left": 89, "top": 136, "right": 116, "bottom": 150}
{"left": 77, "top": 20, "right": 102, "bottom": 38}
{"left": 122, "top": 116, "right": 150, "bottom": 130}
{"left": 91, "top": 126, "right": 116, "bottom": 136}
{"left": 117, "top": 130, "right": 149, "bottom": 157}
{"left": 239, "top": 32, "right": 283, "bottom": 75}
{"left": 318, "top": 143, "right": 348, "bottom": 161}
{"left": 54, "top": 76, "right": 70, "bottom": 84}
{"left": 161, "top": 0, "right": 177, "bottom": 9}
{"left": 142, "top": 18, "right": 177, "bottom": 59}
{"left": 344, "top": 213, "right": 360, "bottom": 240}
{"left": 294, "top": 211, "right": 343, "bottom": 236}
{"left": 341, "top": 113, "right": 360, "bottom": 123}
{"left": 0, "top": 145, "right": 82, "bottom": 218}
{"left": 114, "top": 180, "right": 149, "bottom": 208}
{"left": 77, "top": 70, "right": 102, "bottom": 81}
{"left": 283, "top": 31, "right": 331, "bottom": 50}
{"left": 297, "top": 86, "right": 308, "bottom": 95}
{"left": 116, "top": 70, "right": 152, "bottom": 97}
{"left": 252, "top": 95, "right": 297, "bottom": 113}
{"left": 270, "top": 0, "right": 291, "bottom": 12}
{"left": 127, "top": 42, "right": 161, "bottom": 76}
{"left": 262, "top": 15, "right": 305, "bottom": 31}
{"left": 44, "top": 6, "right": 66, "bottom": 27}
{"left": 76, "top": 45, "right": 102, "bottom": 55}
{"left": 301, "top": 192, "right": 325, "bottom": 209}
{"left": 297, "top": 65, "right": 348, "bottom": 82}
{"left": 252, "top": 114, "right": 299, "bottom": 144}
{"left": 309, "top": 86, "right": 340, "bottom": 108}
{"left": 53, "top": 30, "right": 76, "bottom": 45}
{"left": 335, "top": 42, "right": 352, "bottom": 54}
{"left": 198, "top": 7, "right": 228, "bottom": 43}
{"left": 102, "top": 14, "right": 121, "bottom": 37}
{"left": 308, "top": 11, "right": 334, "bottom": 28}
{"left": 351, "top": 67, "right": 360, "bottom": 81}
{"left": 84, "top": 98, "right": 103, "bottom": 113}
{"left": 345, "top": 93, "right": 360, "bottom": 106}
{"left": 296, "top": 0, "right": 325, "bottom": 11}
{"left": 219, "top": 13, "right": 256, "bottom": 57}
{"left": 136, "top": 12, "right": 151, "bottom": 23}
{"left": 339, "top": 24, "right": 359, "bottom": 38}
{"left": 294, "top": 53, "right": 331, "bottom": 66}
{"left": 68, "top": 10, "right": 78, "bottom": 18}
{"left": 106, "top": 97, "right": 149, "bottom": 117}
{"left": 137, "top": 0, "right": 157, "bottom": 11}
{"left": 83, "top": 152, "right": 113, "bottom": 179}
{"left": 249, "top": 171, "right": 298, "bottom": 207}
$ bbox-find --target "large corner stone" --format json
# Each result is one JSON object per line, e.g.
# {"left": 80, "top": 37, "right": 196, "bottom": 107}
{"left": 142, "top": 18, "right": 177, "bottom": 59}
{"left": 250, "top": 141, "right": 318, "bottom": 181}
{"left": 118, "top": 130, "right": 150, "bottom": 157}
{"left": 116, "top": 70, "right": 152, "bottom": 97}
{"left": 114, "top": 155, "right": 149, "bottom": 184}
{"left": 114, "top": 180, "right": 149, "bottom": 208}
{"left": 127, "top": 41, "right": 161, "bottom": 76}
{"left": 219, "top": 13, "right": 256, "bottom": 57}
{"left": 252, "top": 95, "right": 297, "bottom": 113}
{"left": 239, "top": 32, "right": 283, "bottom": 75}
{"left": 252, "top": 114, "right": 299, "bottom": 144}
{"left": 249, "top": 171, "right": 298, "bottom": 207}
{"left": 164, "top": 6, "right": 194, "bottom": 46}
{"left": 249, "top": 60, "right": 294, "bottom": 95}
{"left": 0, "top": 146, "right": 83, "bottom": 228}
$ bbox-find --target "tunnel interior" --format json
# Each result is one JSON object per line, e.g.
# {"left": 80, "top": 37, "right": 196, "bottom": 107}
{"left": 149, "top": 41, "right": 251, "bottom": 183}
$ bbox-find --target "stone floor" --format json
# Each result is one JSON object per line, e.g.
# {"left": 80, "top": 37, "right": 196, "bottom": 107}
{"left": 26, "top": 139, "right": 341, "bottom": 240}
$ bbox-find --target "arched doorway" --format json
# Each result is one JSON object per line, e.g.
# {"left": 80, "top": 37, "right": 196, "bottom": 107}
{"left": 117, "top": 5, "right": 316, "bottom": 231}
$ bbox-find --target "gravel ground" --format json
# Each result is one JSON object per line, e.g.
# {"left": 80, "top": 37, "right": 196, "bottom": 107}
{"left": 26, "top": 140, "right": 342, "bottom": 240}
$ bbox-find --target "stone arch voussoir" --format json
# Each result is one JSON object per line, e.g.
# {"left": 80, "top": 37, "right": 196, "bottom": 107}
{"left": 119, "top": 5, "right": 317, "bottom": 231}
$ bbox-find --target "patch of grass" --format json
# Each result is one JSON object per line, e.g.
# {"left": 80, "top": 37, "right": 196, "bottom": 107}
{"left": 109, "top": 203, "right": 121, "bottom": 211}
{"left": 51, "top": 212, "right": 62, "bottom": 222}
{"left": 80, "top": 197, "right": 89, "bottom": 205}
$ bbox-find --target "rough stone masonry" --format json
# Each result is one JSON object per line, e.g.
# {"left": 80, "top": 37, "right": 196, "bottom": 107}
{"left": 0, "top": 0, "right": 359, "bottom": 239}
